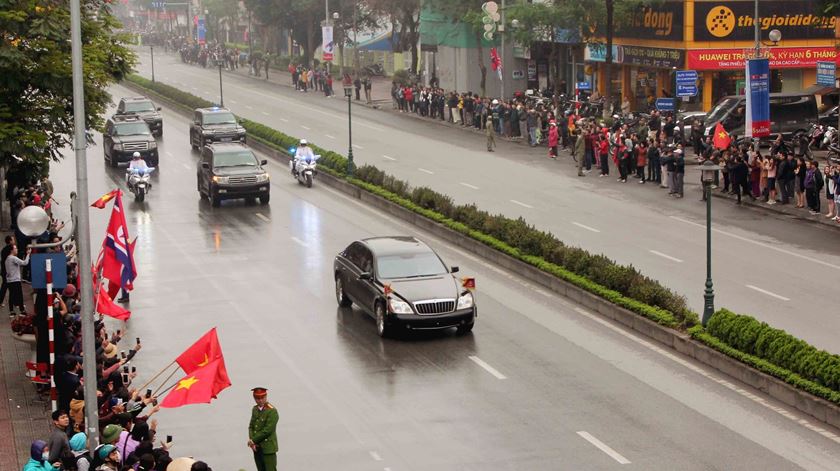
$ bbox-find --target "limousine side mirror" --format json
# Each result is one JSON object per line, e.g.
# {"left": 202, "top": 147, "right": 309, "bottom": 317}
{"left": 156, "top": 107, "right": 162, "bottom": 111}
{"left": 450, "top": 266, "right": 460, "bottom": 273}
{"left": 201, "top": 162, "right": 210, "bottom": 170}
{"left": 261, "top": 159, "right": 268, "bottom": 166}
{"left": 358, "top": 272, "right": 372, "bottom": 281}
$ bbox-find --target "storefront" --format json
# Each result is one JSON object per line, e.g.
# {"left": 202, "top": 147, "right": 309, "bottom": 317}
{"left": 583, "top": 0, "right": 839, "bottom": 111}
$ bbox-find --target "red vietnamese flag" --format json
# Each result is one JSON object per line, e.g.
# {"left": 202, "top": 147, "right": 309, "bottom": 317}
{"left": 91, "top": 190, "right": 119, "bottom": 209}
{"left": 159, "top": 358, "right": 231, "bottom": 408}
{"left": 95, "top": 283, "right": 131, "bottom": 321}
{"left": 175, "top": 328, "right": 226, "bottom": 373}
{"left": 713, "top": 123, "right": 731, "bottom": 150}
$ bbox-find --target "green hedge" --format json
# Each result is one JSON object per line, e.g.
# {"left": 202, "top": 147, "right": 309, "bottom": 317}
{"left": 702, "top": 309, "right": 840, "bottom": 394}
{"left": 124, "top": 72, "right": 694, "bottom": 328}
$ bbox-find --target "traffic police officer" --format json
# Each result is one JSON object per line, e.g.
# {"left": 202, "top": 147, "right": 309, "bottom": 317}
{"left": 248, "top": 387, "right": 279, "bottom": 471}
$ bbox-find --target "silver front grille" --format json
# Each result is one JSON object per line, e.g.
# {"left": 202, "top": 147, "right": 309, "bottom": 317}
{"left": 228, "top": 175, "right": 257, "bottom": 184}
{"left": 123, "top": 142, "right": 149, "bottom": 151}
{"left": 413, "top": 299, "right": 456, "bottom": 315}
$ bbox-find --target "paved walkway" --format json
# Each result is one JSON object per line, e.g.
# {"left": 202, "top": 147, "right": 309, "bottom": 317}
{"left": 0, "top": 282, "right": 51, "bottom": 469}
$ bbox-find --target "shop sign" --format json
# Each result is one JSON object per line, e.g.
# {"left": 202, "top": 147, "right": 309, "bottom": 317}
{"left": 745, "top": 58, "right": 770, "bottom": 138}
{"left": 576, "top": 82, "right": 592, "bottom": 90}
{"left": 687, "top": 47, "right": 839, "bottom": 69}
{"left": 817, "top": 61, "right": 836, "bottom": 86}
{"left": 512, "top": 41, "right": 531, "bottom": 59}
{"left": 584, "top": 43, "right": 621, "bottom": 63}
{"left": 527, "top": 61, "right": 537, "bottom": 81}
{"left": 597, "top": 1, "right": 684, "bottom": 41}
{"left": 694, "top": 1, "right": 836, "bottom": 42}
{"left": 621, "top": 45, "right": 684, "bottom": 68}
{"left": 656, "top": 98, "right": 676, "bottom": 111}
{"left": 512, "top": 70, "right": 525, "bottom": 80}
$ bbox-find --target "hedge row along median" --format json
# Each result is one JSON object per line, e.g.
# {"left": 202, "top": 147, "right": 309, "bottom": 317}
{"left": 124, "top": 74, "right": 840, "bottom": 406}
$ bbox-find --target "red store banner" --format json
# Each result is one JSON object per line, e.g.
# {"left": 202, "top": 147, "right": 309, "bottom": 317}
{"left": 687, "top": 47, "right": 840, "bottom": 70}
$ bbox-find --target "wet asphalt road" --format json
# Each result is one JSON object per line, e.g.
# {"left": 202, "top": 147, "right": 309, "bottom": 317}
{"left": 130, "top": 49, "right": 840, "bottom": 353}
{"left": 43, "top": 83, "right": 840, "bottom": 470}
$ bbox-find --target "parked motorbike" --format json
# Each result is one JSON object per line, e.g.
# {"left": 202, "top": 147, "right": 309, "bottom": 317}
{"left": 126, "top": 167, "right": 155, "bottom": 202}
{"left": 363, "top": 63, "right": 385, "bottom": 76}
{"left": 290, "top": 155, "right": 319, "bottom": 188}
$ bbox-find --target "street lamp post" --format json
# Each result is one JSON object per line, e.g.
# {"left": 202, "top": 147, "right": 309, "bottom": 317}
{"left": 218, "top": 61, "right": 224, "bottom": 107}
{"left": 343, "top": 82, "right": 354, "bottom": 176}
{"left": 150, "top": 45, "right": 155, "bottom": 83}
{"left": 701, "top": 160, "right": 719, "bottom": 325}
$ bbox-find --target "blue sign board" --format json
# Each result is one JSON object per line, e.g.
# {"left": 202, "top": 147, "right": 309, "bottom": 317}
{"left": 576, "top": 82, "right": 591, "bottom": 91}
{"left": 676, "top": 70, "right": 698, "bottom": 84}
{"left": 677, "top": 84, "right": 697, "bottom": 97}
{"left": 817, "top": 61, "right": 836, "bottom": 87}
{"left": 655, "top": 98, "right": 675, "bottom": 111}
{"left": 31, "top": 253, "right": 68, "bottom": 290}
{"left": 746, "top": 58, "right": 770, "bottom": 138}
{"left": 197, "top": 18, "right": 206, "bottom": 44}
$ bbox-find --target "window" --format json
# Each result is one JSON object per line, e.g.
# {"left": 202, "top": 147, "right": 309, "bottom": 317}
{"left": 358, "top": 247, "right": 374, "bottom": 274}
{"left": 114, "top": 122, "right": 150, "bottom": 136}
{"left": 123, "top": 101, "right": 155, "bottom": 112}
{"left": 375, "top": 252, "right": 448, "bottom": 279}
{"left": 203, "top": 112, "right": 237, "bottom": 125}
{"left": 212, "top": 151, "right": 258, "bottom": 168}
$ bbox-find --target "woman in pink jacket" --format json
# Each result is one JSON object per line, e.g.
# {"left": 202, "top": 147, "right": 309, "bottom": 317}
{"left": 547, "top": 121, "right": 559, "bottom": 159}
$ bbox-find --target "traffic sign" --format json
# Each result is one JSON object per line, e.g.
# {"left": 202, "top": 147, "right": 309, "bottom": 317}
{"left": 677, "top": 83, "right": 697, "bottom": 98}
{"left": 655, "top": 98, "right": 676, "bottom": 111}
{"left": 817, "top": 61, "right": 836, "bottom": 87}
{"left": 576, "top": 82, "right": 591, "bottom": 91}
{"left": 676, "top": 70, "right": 697, "bottom": 84}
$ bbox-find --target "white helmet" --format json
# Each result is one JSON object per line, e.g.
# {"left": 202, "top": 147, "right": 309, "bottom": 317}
{"left": 492, "top": 99, "right": 499, "bottom": 105}
{"left": 132, "top": 152, "right": 141, "bottom": 159}
{"left": 299, "top": 139, "right": 308, "bottom": 146}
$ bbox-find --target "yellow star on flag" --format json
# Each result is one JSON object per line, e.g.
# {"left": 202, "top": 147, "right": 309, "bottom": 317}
{"left": 197, "top": 353, "right": 210, "bottom": 367}
{"left": 718, "top": 132, "right": 727, "bottom": 139}
{"left": 175, "top": 376, "right": 199, "bottom": 391}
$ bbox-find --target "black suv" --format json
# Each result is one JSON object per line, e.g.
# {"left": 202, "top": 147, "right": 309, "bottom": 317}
{"left": 196, "top": 143, "right": 270, "bottom": 207}
{"left": 116, "top": 96, "right": 163, "bottom": 137}
{"left": 103, "top": 115, "right": 159, "bottom": 167}
{"left": 189, "top": 107, "right": 246, "bottom": 149}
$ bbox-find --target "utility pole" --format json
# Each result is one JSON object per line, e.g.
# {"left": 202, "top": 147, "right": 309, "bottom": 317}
{"left": 325, "top": 0, "right": 330, "bottom": 76}
{"left": 353, "top": 4, "right": 359, "bottom": 78}
{"left": 754, "top": 0, "right": 760, "bottom": 56}
{"left": 70, "top": 0, "right": 99, "bottom": 454}
{"left": 500, "top": 0, "right": 506, "bottom": 100}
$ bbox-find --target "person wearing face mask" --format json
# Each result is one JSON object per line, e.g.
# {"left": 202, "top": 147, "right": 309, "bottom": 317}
{"left": 23, "top": 440, "right": 56, "bottom": 470}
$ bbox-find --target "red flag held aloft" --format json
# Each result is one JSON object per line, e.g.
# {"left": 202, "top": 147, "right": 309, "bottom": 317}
{"left": 95, "top": 284, "right": 131, "bottom": 321}
{"left": 713, "top": 123, "right": 731, "bottom": 150}
{"left": 91, "top": 190, "right": 119, "bottom": 209}
{"left": 175, "top": 328, "right": 229, "bottom": 381}
{"left": 101, "top": 192, "right": 137, "bottom": 297}
{"left": 159, "top": 358, "right": 231, "bottom": 408}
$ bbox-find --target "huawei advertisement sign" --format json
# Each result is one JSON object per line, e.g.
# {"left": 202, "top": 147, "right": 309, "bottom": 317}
{"left": 687, "top": 47, "right": 840, "bottom": 70}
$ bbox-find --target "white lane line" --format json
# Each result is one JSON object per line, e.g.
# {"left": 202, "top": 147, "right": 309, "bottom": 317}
{"left": 468, "top": 356, "right": 507, "bottom": 379}
{"left": 573, "top": 306, "right": 840, "bottom": 445}
{"left": 418, "top": 168, "right": 434, "bottom": 175}
{"left": 746, "top": 284, "right": 790, "bottom": 301}
{"left": 181, "top": 163, "right": 191, "bottom": 170}
{"left": 246, "top": 105, "right": 254, "bottom": 110}
{"left": 649, "top": 250, "right": 684, "bottom": 263}
{"left": 572, "top": 222, "right": 600, "bottom": 233}
{"left": 670, "top": 215, "right": 840, "bottom": 272}
{"left": 229, "top": 99, "right": 237, "bottom": 105}
{"left": 324, "top": 134, "right": 336, "bottom": 139}
{"left": 353, "top": 144, "right": 364, "bottom": 150}
{"left": 301, "top": 125, "right": 311, "bottom": 130}
{"left": 576, "top": 431, "right": 631, "bottom": 465}
{"left": 510, "top": 199, "right": 533, "bottom": 209}
{"left": 191, "top": 86, "right": 198, "bottom": 91}
{"left": 203, "top": 90, "right": 213, "bottom": 95}
{"left": 165, "top": 151, "right": 173, "bottom": 157}
{"left": 460, "top": 182, "right": 480, "bottom": 190}
{"left": 369, "top": 451, "right": 382, "bottom": 461}
{"left": 261, "top": 111, "right": 270, "bottom": 116}
{"left": 383, "top": 155, "right": 397, "bottom": 161}
{"left": 255, "top": 213, "right": 270, "bottom": 223}
{"left": 291, "top": 236, "right": 308, "bottom": 247}
{"left": 279, "top": 117, "right": 289, "bottom": 122}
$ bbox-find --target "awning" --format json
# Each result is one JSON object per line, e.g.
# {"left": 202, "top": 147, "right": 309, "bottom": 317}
{"left": 803, "top": 84, "right": 838, "bottom": 96}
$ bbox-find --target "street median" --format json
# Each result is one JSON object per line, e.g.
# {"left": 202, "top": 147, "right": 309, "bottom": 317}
{"left": 122, "top": 74, "right": 840, "bottom": 429}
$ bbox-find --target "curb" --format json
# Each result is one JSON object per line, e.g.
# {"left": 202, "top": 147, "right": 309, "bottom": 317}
{"left": 122, "top": 79, "right": 840, "bottom": 431}
{"left": 710, "top": 190, "right": 840, "bottom": 231}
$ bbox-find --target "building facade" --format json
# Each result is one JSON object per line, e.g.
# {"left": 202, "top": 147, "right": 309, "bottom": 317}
{"left": 584, "top": 0, "right": 838, "bottom": 111}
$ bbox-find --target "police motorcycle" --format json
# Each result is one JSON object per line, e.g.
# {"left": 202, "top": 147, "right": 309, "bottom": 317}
{"left": 289, "top": 139, "right": 319, "bottom": 188}
{"left": 126, "top": 152, "right": 156, "bottom": 202}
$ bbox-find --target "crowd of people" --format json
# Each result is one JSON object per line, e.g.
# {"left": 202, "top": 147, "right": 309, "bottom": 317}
{"left": 3, "top": 177, "right": 215, "bottom": 470}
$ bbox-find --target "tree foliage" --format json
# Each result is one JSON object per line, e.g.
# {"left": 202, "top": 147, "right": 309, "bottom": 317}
{"left": 366, "top": 0, "right": 421, "bottom": 72}
{"left": 0, "top": 0, "right": 136, "bottom": 170}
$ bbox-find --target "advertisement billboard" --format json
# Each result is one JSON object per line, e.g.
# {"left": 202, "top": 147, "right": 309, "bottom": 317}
{"left": 745, "top": 58, "right": 770, "bottom": 138}
{"left": 694, "top": 1, "right": 836, "bottom": 41}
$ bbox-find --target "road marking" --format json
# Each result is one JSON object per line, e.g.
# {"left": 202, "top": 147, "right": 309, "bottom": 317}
{"left": 324, "top": 134, "right": 336, "bottom": 139}
{"left": 261, "top": 111, "right": 270, "bottom": 116}
{"left": 468, "top": 356, "right": 506, "bottom": 379}
{"left": 383, "top": 155, "right": 396, "bottom": 161}
{"left": 246, "top": 105, "right": 253, "bottom": 110}
{"left": 204, "top": 90, "right": 212, "bottom": 95}
{"left": 291, "top": 236, "right": 308, "bottom": 247}
{"left": 191, "top": 86, "right": 198, "bottom": 91}
{"left": 649, "top": 250, "right": 683, "bottom": 263}
{"left": 229, "top": 99, "right": 237, "bottom": 105}
{"left": 572, "top": 222, "right": 600, "bottom": 233}
{"left": 369, "top": 451, "right": 382, "bottom": 461}
{"left": 255, "top": 213, "right": 270, "bottom": 223}
{"left": 510, "top": 199, "right": 534, "bottom": 209}
{"left": 746, "top": 284, "right": 790, "bottom": 301}
{"left": 670, "top": 215, "right": 840, "bottom": 272}
{"left": 181, "top": 163, "right": 191, "bottom": 170}
{"left": 573, "top": 306, "right": 840, "bottom": 445}
{"left": 418, "top": 168, "right": 434, "bottom": 175}
{"left": 165, "top": 151, "right": 173, "bottom": 157}
{"left": 460, "top": 182, "right": 480, "bottom": 190}
{"left": 353, "top": 144, "right": 363, "bottom": 149}
{"left": 279, "top": 117, "right": 289, "bottom": 122}
{"left": 301, "top": 125, "right": 311, "bottom": 130}
{"left": 576, "top": 431, "right": 631, "bottom": 465}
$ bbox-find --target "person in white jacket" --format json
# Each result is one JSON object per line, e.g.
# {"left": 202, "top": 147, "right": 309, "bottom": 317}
{"left": 5, "top": 244, "right": 30, "bottom": 316}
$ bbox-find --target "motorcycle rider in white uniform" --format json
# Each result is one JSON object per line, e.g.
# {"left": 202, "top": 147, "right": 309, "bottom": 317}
{"left": 292, "top": 139, "right": 315, "bottom": 176}
{"left": 127, "top": 152, "right": 149, "bottom": 182}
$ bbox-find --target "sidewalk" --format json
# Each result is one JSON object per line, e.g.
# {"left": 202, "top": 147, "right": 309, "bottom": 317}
{"left": 0, "top": 283, "right": 51, "bottom": 469}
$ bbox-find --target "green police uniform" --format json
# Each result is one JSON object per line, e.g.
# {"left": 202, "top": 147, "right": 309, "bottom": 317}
{"left": 249, "top": 403, "right": 279, "bottom": 471}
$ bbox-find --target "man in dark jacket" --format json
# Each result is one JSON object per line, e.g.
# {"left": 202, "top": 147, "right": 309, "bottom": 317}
{"left": 777, "top": 152, "right": 795, "bottom": 204}
{"left": 730, "top": 156, "right": 752, "bottom": 204}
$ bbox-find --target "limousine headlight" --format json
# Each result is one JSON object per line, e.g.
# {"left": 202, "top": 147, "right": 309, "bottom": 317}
{"left": 457, "top": 292, "right": 474, "bottom": 310}
{"left": 256, "top": 173, "right": 270, "bottom": 183}
{"left": 388, "top": 297, "right": 413, "bottom": 314}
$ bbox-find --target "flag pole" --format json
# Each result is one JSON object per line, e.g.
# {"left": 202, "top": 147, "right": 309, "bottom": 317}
{"left": 136, "top": 361, "right": 178, "bottom": 392}
{"left": 152, "top": 366, "right": 182, "bottom": 396}
{"left": 155, "top": 380, "right": 180, "bottom": 398}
